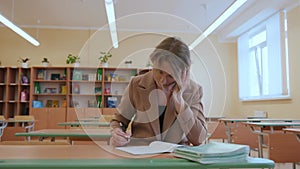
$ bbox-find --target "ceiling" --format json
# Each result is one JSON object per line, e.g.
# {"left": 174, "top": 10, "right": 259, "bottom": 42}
{"left": 0, "top": 0, "right": 299, "bottom": 41}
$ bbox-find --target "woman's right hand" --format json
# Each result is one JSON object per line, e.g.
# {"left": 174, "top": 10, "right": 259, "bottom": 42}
{"left": 109, "top": 128, "right": 131, "bottom": 146}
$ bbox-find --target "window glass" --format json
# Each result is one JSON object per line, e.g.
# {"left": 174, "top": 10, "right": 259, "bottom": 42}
{"left": 238, "top": 11, "right": 289, "bottom": 101}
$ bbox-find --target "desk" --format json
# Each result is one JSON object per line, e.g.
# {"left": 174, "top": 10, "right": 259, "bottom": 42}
{"left": 1, "top": 116, "right": 35, "bottom": 141}
{"left": 0, "top": 144, "right": 275, "bottom": 169}
{"left": 15, "top": 128, "right": 111, "bottom": 143}
{"left": 58, "top": 121, "right": 110, "bottom": 127}
{"left": 6, "top": 116, "right": 35, "bottom": 132}
{"left": 283, "top": 128, "right": 300, "bottom": 142}
{"left": 219, "top": 118, "right": 300, "bottom": 143}
{"left": 244, "top": 122, "right": 300, "bottom": 160}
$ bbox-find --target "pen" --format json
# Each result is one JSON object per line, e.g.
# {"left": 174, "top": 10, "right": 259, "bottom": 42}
{"left": 119, "top": 122, "right": 130, "bottom": 141}
{"left": 119, "top": 122, "right": 126, "bottom": 132}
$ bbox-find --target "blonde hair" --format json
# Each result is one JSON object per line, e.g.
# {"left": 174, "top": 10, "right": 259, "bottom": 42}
{"left": 150, "top": 37, "right": 190, "bottom": 87}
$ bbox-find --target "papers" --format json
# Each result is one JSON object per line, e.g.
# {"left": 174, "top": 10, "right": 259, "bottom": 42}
{"left": 173, "top": 142, "right": 250, "bottom": 164}
{"left": 116, "top": 141, "right": 180, "bottom": 155}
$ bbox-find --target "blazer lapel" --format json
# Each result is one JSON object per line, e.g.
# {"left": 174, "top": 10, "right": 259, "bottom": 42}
{"left": 162, "top": 100, "right": 176, "bottom": 140}
{"left": 137, "top": 72, "right": 161, "bottom": 140}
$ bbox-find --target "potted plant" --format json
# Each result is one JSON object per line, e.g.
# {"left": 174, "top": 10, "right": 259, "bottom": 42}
{"left": 98, "top": 51, "right": 112, "bottom": 67}
{"left": 18, "top": 57, "right": 30, "bottom": 68}
{"left": 42, "top": 57, "right": 50, "bottom": 66}
{"left": 146, "top": 60, "right": 153, "bottom": 69}
{"left": 66, "top": 54, "right": 80, "bottom": 67}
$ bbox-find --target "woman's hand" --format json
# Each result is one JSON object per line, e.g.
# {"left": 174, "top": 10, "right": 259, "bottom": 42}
{"left": 172, "top": 69, "right": 190, "bottom": 113}
{"left": 109, "top": 128, "right": 131, "bottom": 146}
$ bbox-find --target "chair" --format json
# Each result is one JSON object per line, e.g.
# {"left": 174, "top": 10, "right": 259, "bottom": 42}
{"left": 207, "top": 121, "right": 227, "bottom": 142}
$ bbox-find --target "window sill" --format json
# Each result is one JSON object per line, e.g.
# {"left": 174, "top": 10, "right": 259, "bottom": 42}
{"left": 240, "top": 95, "right": 291, "bottom": 102}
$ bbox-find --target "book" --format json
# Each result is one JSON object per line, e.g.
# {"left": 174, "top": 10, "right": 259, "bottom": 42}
{"left": 52, "top": 100, "right": 59, "bottom": 107}
{"left": 173, "top": 142, "right": 250, "bottom": 164}
{"left": 46, "top": 100, "right": 52, "bottom": 107}
{"left": 116, "top": 141, "right": 180, "bottom": 155}
{"left": 107, "top": 96, "right": 117, "bottom": 108}
{"left": 36, "top": 69, "right": 44, "bottom": 79}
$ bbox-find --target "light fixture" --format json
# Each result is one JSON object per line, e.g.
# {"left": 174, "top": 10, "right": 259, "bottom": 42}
{"left": 0, "top": 13, "right": 40, "bottom": 46}
{"left": 105, "top": 0, "right": 118, "bottom": 48}
{"left": 189, "top": 0, "right": 247, "bottom": 50}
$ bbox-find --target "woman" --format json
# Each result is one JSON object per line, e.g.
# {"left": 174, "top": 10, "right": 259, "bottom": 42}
{"left": 110, "top": 37, "right": 207, "bottom": 146}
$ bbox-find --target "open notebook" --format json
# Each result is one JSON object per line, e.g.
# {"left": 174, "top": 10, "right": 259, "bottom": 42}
{"left": 116, "top": 141, "right": 180, "bottom": 155}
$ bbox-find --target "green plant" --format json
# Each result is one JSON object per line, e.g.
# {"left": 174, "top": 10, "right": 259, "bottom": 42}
{"left": 98, "top": 51, "right": 112, "bottom": 64}
{"left": 146, "top": 60, "right": 152, "bottom": 67}
{"left": 18, "top": 57, "right": 30, "bottom": 63}
{"left": 66, "top": 54, "right": 80, "bottom": 64}
{"left": 42, "top": 57, "right": 49, "bottom": 63}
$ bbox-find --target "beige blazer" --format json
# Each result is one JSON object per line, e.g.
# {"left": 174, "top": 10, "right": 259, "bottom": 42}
{"left": 111, "top": 72, "right": 207, "bottom": 146}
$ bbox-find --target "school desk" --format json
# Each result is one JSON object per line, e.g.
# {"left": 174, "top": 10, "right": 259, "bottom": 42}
{"left": 57, "top": 121, "right": 110, "bottom": 127}
{"left": 0, "top": 116, "right": 35, "bottom": 141}
{"left": 243, "top": 122, "right": 300, "bottom": 162}
{"left": 14, "top": 128, "right": 111, "bottom": 143}
{"left": 5, "top": 116, "right": 35, "bottom": 132}
{"left": 0, "top": 144, "right": 275, "bottom": 169}
{"left": 219, "top": 118, "right": 300, "bottom": 143}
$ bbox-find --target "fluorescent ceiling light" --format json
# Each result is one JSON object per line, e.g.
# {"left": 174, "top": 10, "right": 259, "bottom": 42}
{"left": 0, "top": 13, "right": 40, "bottom": 46}
{"left": 105, "top": 0, "right": 118, "bottom": 48}
{"left": 189, "top": 0, "right": 247, "bottom": 50}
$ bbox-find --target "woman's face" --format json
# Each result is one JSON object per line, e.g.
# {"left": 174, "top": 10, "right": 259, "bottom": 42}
{"left": 152, "top": 61, "right": 176, "bottom": 91}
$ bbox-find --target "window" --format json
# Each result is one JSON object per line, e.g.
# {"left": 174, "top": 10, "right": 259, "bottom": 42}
{"left": 238, "top": 11, "right": 289, "bottom": 101}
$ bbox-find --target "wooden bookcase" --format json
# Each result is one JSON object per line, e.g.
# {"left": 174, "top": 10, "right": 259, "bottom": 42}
{"left": 30, "top": 67, "right": 67, "bottom": 130}
{"left": 0, "top": 66, "right": 31, "bottom": 118}
{"left": 29, "top": 66, "right": 148, "bottom": 129}
{"left": 0, "top": 66, "right": 31, "bottom": 141}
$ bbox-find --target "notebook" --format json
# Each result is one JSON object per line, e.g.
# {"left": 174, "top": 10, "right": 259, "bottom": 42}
{"left": 116, "top": 141, "right": 180, "bottom": 155}
{"left": 173, "top": 142, "right": 250, "bottom": 164}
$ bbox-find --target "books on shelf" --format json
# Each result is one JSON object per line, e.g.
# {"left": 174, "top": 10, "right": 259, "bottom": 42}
{"left": 88, "top": 99, "right": 97, "bottom": 108}
{"left": 46, "top": 100, "right": 59, "bottom": 108}
{"left": 173, "top": 142, "right": 250, "bottom": 164}
{"left": 107, "top": 96, "right": 117, "bottom": 108}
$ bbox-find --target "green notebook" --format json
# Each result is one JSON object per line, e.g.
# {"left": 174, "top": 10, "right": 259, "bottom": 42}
{"left": 173, "top": 142, "right": 250, "bottom": 164}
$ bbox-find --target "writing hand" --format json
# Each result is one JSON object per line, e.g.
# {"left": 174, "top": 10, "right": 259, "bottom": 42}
{"left": 110, "top": 128, "right": 131, "bottom": 146}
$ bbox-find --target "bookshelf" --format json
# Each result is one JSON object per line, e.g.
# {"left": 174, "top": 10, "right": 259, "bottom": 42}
{"left": 0, "top": 66, "right": 31, "bottom": 118}
{"left": 29, "top": 66, "right": 143, "bottom": 128}
{"left": 30, "top": 67, "right": 67, "bottom": 130}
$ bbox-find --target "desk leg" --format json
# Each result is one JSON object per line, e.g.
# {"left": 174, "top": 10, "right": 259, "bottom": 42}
{"left": 224, "top": 122, "right": 232, "bottom": 143}
{"left": 257, "top": 134, "right": 264, "bottom": 158}
{"left": 248, "top": 126, "right": 266, "bottom": 158}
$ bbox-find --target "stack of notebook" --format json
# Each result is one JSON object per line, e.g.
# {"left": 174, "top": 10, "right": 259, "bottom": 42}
{"left": 173, "top": 142, "right": 250, "bottom": 164}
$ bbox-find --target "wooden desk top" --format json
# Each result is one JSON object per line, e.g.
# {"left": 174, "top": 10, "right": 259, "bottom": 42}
{"left": 219, "top": 118, "right": 300, "bottom": 123}
{"left": 5, "top": 119, "right": 35, "bottom": 123}
{"left": 0, "top": 144, "right": 275, "bottom": 169}
{"left": 244, "top": 122, "right": 300, "bottom": 127}
{"left": 15, "top": 128, "right": 111, "bottom": 138}
{"left": 58, "top": 121, "right": 110, "bottom": 127}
